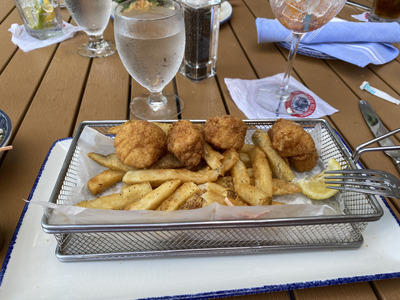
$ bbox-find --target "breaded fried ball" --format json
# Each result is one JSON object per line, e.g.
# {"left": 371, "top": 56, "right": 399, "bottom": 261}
{"left": 203, "top": 115, "right": 247, "bottom": 151}
{"left": 268, "top": 119, "right": 316, "bottom": 157}
{"left": 288, "top": 150, "right": 319, "bottom": 172}
{"left": 167, "top": 120, "right": 204, "bottom": 167}
{"left": 114, "top": 121, "right": 166, "bottom": 168}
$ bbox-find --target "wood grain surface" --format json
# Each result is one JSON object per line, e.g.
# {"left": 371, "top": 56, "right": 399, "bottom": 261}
{"left": 1, "top": 0, "right": 400, "bottom": 298}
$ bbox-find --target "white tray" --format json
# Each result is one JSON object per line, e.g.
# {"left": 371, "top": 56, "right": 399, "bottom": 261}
{"left": 1, "top": 139, "right": 400, "bottom": 299}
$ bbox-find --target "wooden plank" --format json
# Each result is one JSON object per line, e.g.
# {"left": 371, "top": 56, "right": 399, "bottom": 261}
{"left": 369, "top": 63, "right": 400, "bottom": 96}
{"left": 0, "top": 9, "right": 19, "bottom": 72}
{"left": 221, "top": 291, "right": 290, "bottom": 300}
{"left": 239, "top": 0, "right": 291, "bottom": 79}
{"left": 216, "top": 3, "right": 258, "bottom": 118}
{"left": 0, "top": 44, "right": 57, "bottom": 134}
{"left": 74, "top": 22, "right": 130, "bottom": 125}
{"left": 294, "top": 282, "right": 378, "bottom": 299}
{"left": 0, "top": 0, "right": 14, "bottom": 23}
{"left": 372, "top": 278, "right": 400, "bottom": 300}
{"left": 1, "top": 7, "right": 72, "bottom": 72}
{"left": 177, "top": 74, "right": 227, "bottom": 119}
{"left": 388, "top": 198, "right": 400, "bottom": 217}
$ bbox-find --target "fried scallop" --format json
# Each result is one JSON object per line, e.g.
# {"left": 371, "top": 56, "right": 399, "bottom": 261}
{"left": 268, "top": 119, "right": 316, "bottom": 157}
{"left": 203, "top": 115, "right": 247, "bottom": 151}
{"left": 114, "top": 120, "right": 166, "bottom": 169}
{"left": 288, "top": 150, "right": 319, "bottom": 172}
{"left": 167, "top": 120, "right": 204, "bottom": 168}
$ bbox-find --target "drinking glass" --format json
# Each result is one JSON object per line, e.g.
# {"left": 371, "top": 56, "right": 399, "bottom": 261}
{"left": 255, "top": 0, "right": 346, "bottom": 115}
{"left": 114, "top": 0, "right": 185, "bottom": 120}
{"left": 368, "top": 0, "right": 400, "bottom": 22}
{"left": 64, "top": 0, "right": 115, "bottom": 58}
{"left": 15, "top": 0, "right": 63, "bottom": 40}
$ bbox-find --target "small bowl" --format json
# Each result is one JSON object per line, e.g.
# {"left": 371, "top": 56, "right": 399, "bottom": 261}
{"left": 0, "top": 110, "right": 12, "bottom": 157}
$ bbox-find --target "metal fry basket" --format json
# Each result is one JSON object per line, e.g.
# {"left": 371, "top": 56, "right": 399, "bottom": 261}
{"left": 41, "top": 119, "right": 383, "bottom": 262}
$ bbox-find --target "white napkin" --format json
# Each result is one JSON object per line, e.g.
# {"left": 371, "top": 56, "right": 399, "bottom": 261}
{"left": 8, "top": 21, "right": 83, "bottom": 52}
{"left": 351, "top": 12, "right": 369, "bottom": 22}
{"left": 225, "top": 73, "right": 338, "bottom": 119}
{"left": 256, "top": 18, "right": 400, "bottom": 67}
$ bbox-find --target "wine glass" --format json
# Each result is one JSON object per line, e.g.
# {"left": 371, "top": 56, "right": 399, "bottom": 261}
{"left": 64, "top": 0, "right": 115, "bottom": 58}
{"left": 255, "top": 0, "right": 346, "bottom": 116}
{"left": 114, "top": 0, "right": 185, "bottom": 120}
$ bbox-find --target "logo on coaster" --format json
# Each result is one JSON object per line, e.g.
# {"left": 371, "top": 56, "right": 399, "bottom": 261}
{"left": 285, "top": 91, "right": 316, "bottom": 117}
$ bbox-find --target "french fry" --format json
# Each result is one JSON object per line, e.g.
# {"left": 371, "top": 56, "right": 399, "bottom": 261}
{"left": 123, "top": 168, "right": 220, "bottom": 185}
{"left": 225, "top": 197, "right": 249, "bottom": 206}
{"left": 231, "top": 159, "right": 251, "bottom": 189}
{"left": 88, "top": 152, "right": 135, "bottom": 172}
{"left": 219, "top": 148, "right": 240, "bottom": 175}
{"left": 201, "top": 190, "right": 247, "bottom": 206}
{"left": 157, "top": 182, "right": 201, "bottom": 211}
{"left": 179, "top": 192, "right": 205, "bottom": 210}
{"left": 201, "top": 190, "right": 228, "bottom": 206}
{"left": 75, "top": 182, "right": 152, "bottom": 210}
{"left": 251, "top": 130, "right": 295, "bottom": 181}
{"left": 121, "top": 182, "right": 153, "bottom": 201}
{"left": 238, "top": 152, "right": 251, "bottom": 168}
{"left": 88, "top": 169, "right": 125, "bottom": 196}
{"left": 272, "top": 200, "right": 285, "bottom": 205}
{"left": 272, "top": 178, "right": 301, "bottom": 195}
{"left": 75, "top": 193, "right": 124, "bottom": 210}
{"left": 202, "top": 142, "right": 223, "bottom": 169}
{"left": 239, "top": 144, "right": 255, "bottom": 153}
{"left": 108, "top": 121, "right": 131, "bottom": 134}
{"left": 153, "top": 122, "right": 172, "bottom": 135}
{"left": 234, "top": 182, "right": 272, "bottom": 206}
{"left": 215, "top": 176, "right": 234, "bottom": 190}
{"left": 250, "top": 146, "right": 273, "bottom": 199}
{"left": 201, "top": 182, "right": 229, "bottom": 197}
{"left": 151, "top": 152, "right": 184, "bottom": 169}
{"left": 125, "top": 180, "right": 181, "bottom": 210}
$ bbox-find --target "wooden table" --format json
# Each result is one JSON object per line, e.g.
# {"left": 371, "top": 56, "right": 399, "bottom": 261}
{"left": 1, "top": 0, "right": 400, "bottom": 298}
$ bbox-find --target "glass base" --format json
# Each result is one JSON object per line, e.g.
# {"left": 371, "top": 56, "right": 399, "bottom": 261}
{"left": 130, "top": 92, "right": 184, "bottom": 120}
{"left": 255, "top": 82, "right": 317, "bottom": 118}
{"left": 255, "top": 83, "right": 294, "bottom": 116}
{"left": 368, "top": 12, "right": 400, "bottom": 23}
{"left": 78, "top": 40, "right": 116, "bottom": 58}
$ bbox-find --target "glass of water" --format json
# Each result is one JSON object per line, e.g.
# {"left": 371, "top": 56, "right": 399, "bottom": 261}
{"left": 114, "top": 0, "right": 185, "bottom": 120}
{"left": 64, "top": 0, "right": 115, "bottom": 58}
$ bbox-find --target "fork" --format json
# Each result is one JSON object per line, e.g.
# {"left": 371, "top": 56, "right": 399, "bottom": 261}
{"left": 325, "top": 169, "right": 400, "bottom": 199}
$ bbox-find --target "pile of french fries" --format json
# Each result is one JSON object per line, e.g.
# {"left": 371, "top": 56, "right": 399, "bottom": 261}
{"left": 75, "top": 122, "right": 301, "bottom": 212}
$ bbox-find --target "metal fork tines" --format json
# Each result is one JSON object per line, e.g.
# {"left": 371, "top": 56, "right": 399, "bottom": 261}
{"left": 325, "top": 169, "right": 400, "bottom": 199}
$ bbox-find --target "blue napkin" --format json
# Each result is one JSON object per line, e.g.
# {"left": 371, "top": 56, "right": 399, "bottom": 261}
{"left": 256, "top": 18, "right": 400, "bottom": 67}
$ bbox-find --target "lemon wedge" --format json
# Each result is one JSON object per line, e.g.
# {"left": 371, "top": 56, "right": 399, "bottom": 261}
{"left": 297, "top": 158, "right": 342, "bottom": 200}
{"left": 36, "top": 0, "right": 56, "bottom": 29}
{"left": 22, "top": 5, "right": 40, "bottom": 29}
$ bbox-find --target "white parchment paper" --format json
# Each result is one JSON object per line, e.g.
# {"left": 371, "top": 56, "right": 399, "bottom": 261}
{"left": 39, "top": 125, "right": 343, "bottom": 224}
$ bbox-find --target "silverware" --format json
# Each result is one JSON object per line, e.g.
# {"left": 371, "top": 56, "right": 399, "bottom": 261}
{"left": 325, "top": 169, "right": 400, "bottom": 199}
{"left": 358, "top": 100, "right": 400, "bottom": 173}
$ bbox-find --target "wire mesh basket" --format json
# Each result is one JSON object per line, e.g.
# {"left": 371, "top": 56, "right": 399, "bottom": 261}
{"left": 41, "top": 119, "right": 383, "bottom": 262}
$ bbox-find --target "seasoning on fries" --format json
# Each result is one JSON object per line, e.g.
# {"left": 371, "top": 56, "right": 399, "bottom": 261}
{"left": 76, "top": 118, "right": 321, "bottom": 212}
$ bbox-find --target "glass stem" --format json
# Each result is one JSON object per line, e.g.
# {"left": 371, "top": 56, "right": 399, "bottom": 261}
{"left": 147, "top": 92, "right": 167, "bottom": 112}
{"left": 279, "top": 32, "right": 304, "bottom": 100}
{"left": 87, "top": 35, "right": 106, "bottom": 51}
